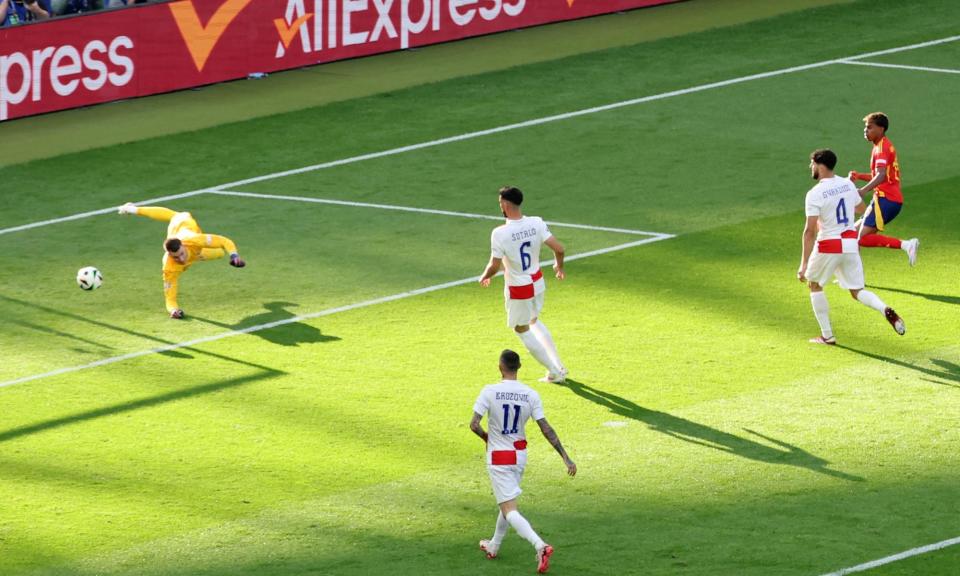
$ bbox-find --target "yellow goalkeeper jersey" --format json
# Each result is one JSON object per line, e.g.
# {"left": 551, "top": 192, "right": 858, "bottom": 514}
{"left": 160, "top": 212, "right": 237, "bottom": 311}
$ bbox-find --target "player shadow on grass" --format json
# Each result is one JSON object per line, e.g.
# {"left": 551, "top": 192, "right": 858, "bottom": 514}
{"left": 0, "top": 369, "right": 285, "bottom": 444}
{"left": 1, "top": 294, "right": 284, "bottom": 368}
{"left": 836, "top": 346, "right": 960, "bottom": 389}
{"left": 192, "top": 302, "right": 341, "bottom": 347}
{"left": 867, "top": 285, "right": 960, "bottom": 306}
{"left": 559, "top": 379, "right": 864, "bottom": 482}
{"left": 12, "top": 318, "right": 115, "bottom": 352}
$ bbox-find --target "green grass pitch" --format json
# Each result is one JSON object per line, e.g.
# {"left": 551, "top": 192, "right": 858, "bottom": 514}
{"left": 1, "top": 1, "right": 958, "bottom": 574}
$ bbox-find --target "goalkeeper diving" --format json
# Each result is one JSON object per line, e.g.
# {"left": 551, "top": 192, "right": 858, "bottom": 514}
{"left": 118, "top": 203, "right": 246, "bottom": 319}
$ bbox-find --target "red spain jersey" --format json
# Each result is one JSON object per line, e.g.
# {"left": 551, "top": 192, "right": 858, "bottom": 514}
{"left": 871, "top": 136, "right": 902, "bottom": 203}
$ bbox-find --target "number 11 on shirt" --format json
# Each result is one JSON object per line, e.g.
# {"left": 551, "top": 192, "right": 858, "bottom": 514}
{"left": 501, "top": 403, "right": 520, "bottom": 434}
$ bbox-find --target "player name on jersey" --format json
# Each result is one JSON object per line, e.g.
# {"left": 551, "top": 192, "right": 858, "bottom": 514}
{"left": 495, "top": 391, "right": 531, "bottom": 402}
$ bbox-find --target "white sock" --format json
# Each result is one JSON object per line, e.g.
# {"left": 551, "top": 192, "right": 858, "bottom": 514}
{"left": 491, "top": 512, "right": 510, "bottom": 547}
{"left": 856, "top": 289, "right": 887, "bottom": 313}
{"left": 810, "top": 292, "right": 833, "bottom": 339}
{"left": 530, "top": 320, "right": 564, "bottom": 373}
{"left": 505, "top": 510, "right": 544, "bottom": 550}
{"left": 518, "top": 330, "right": 556, "bottom": 373}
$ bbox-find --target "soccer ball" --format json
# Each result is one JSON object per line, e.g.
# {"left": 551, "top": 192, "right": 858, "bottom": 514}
{"left": 77, "top": 266, "right": 103, "bottom": 291}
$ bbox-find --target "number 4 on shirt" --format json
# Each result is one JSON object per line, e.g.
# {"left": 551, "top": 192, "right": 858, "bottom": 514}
{"left": 836, "top": 198, "right": 849, "bottom": 225}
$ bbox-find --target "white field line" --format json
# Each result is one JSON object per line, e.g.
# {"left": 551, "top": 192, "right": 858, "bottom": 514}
{"left": 817, "top": 535, "right": 960, "bottom": 576}
{"left": 0, "top": 233, "right": 673, "bottom": 390}
{"left": 1, "top": 34, "right": 957, "bottom": 238}
{"left": 0, "top": 190, "right": 209, "bottom": 236}
{"left": 839, "top": 60, "right": 960, "bottom": 75}
{"left": 210, "top": 190, "right": 673, "bottom": 237}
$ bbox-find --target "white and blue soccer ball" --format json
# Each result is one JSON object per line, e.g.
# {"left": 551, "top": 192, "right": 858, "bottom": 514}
{"left": 76, "top": 266, "right": 103, "bottom": 291}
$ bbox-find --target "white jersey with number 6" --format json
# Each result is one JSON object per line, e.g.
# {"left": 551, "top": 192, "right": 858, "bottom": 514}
{"left": 490, "top": 216, "right": 552, "bottom": 290}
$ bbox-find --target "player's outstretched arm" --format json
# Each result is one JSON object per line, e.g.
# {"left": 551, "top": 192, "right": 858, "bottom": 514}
{"left": 545, "top": 236, "right": 565, "bottom": 280}
{"left": 536, "top": 418, "right": 576, "bottom": 476}
{"left": 858, "top": 166, "right": 887, "bottom": 197}
{"left": 163, "top": 271, "right": 185, "bottom": 319}
{"left": 469, "top": 412, "right": 488, "bottom": 443}
{"left": 199, "top": 234, "right": 245, "bottom": 267}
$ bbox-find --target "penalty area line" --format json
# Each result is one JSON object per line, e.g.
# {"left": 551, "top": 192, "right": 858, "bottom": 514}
{"left": 838, "top": 60, "right": 960, "bottom": 75}
{"left": 817, "top": 535, "right": 960, "bottom": 576}
{"left": 209, "top": 190, "right": 673, "bottom": 237}
{"left": 0, "top": 232, "right": 676, "bottom": 390}
{"left": 0, "top": 190, "right": 209, "bottom": 237}
{"left": 2, "top": 35, "right": 957, "bottom": 237}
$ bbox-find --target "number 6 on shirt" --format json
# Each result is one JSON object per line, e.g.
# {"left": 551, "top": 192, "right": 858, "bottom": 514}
{"left": 520, "top": 241, "right": 532, "bottom": 271}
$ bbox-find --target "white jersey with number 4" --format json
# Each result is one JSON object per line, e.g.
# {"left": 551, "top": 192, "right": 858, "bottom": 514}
{"left": 805, "top": 175, "right": 863, "bottom": 253}
{"left": 473, "top": 379, "right": 544, "bottom": 465}
{"left": 490, "top": 216, "right": 552, "bottom": 290}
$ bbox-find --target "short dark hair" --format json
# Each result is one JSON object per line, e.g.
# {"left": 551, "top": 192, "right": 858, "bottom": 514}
{"left": 499, "top": 186, "right": 523, "bottom": 206}
{"left": 811, "top": 148, "right": 837, "bottom": 170}
{"left": 863, "top": 112, "right": 889, "bottom": 132}
{"left": 499, "top": 349, "right": 521, "bottom": 372}
{"left": 164, "top": 238, "right": 182, "bottom": 252}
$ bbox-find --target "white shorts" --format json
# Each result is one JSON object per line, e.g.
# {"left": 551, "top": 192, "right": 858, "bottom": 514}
{"left": 487, "top": 462, "right": 526, "bottom": 504}
{"left": 504, "top": 292, "right": 544, "bottom": 328}
{"left": 806, "top": 249, "right": 865, "bottom": 289}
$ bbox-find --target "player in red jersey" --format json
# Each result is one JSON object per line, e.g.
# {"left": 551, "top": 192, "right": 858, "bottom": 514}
{"left": 847, "top": 112, "right": 919, "bottom": 266}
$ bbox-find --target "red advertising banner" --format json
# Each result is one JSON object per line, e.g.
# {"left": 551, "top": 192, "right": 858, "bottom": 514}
{"left": 0, "top": 0, "right": 682, "bottom": 121}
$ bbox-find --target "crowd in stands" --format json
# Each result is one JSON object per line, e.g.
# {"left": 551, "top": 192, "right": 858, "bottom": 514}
{"left": 1, "top": 0, "right": 154, "bottom": 25}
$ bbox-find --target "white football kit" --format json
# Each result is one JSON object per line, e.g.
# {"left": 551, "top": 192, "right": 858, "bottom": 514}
{"left": 473, "top": 379, "right": 545, "bottom": 503}
{"left": 804, "top": 176, "right": 865, "bottom": 289}
{"left": 490, "top": 216, "right": 552, "bottom": 327}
